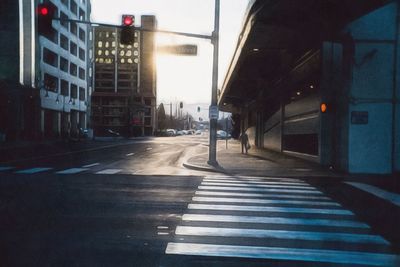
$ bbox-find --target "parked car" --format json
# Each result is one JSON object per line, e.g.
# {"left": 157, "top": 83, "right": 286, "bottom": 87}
{"left": 195, "top": 130, "right": 202, "bottom": 135}
{"left": 166, "top": 129, "right": 176, "bottom": 136}
{"left": 217, "top": 130, "right": 231, "bottom": 139}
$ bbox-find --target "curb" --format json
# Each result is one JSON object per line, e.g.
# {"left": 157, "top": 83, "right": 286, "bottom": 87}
{"left": 182, "top": 161, "right": 227, "bottom": 174}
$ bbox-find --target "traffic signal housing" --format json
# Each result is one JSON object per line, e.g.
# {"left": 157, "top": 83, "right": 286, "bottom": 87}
{"left": 120, "top": 15, "right": 135, "bottom": 45}
{"left": 37, "top": 2, "right": 56, "bottom": 36}
{"left": 197, "top": 106, "right": 200, "bottom": 112}
{"left": 180, "top": 102, "right": 183, "bottom": 109}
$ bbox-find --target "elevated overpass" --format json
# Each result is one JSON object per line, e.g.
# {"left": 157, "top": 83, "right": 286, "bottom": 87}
{"left": 219, "top": 0, "right": 399, "bottom": 174}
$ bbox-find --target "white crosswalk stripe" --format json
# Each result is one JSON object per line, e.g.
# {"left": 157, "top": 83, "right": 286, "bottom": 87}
{"left": 15, "top": 167, "right": 53, "bottom": 174}
{"left": 166, "top": 175, "right": 399, "bottom": 266}
{"left": 96, "top": 169, "right": 122, "bottom": 174}
{"left": 56, "top": 168, "right": 88, "bottom": 174}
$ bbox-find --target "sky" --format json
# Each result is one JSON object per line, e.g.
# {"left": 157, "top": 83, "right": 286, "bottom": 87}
{"left": 91, "top": 0, "right": 249, "bottom": 110}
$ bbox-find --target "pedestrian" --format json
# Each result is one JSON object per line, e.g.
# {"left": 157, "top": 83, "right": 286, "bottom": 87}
{"left": 240, "top": 131, "right": 250, "bottom": 154}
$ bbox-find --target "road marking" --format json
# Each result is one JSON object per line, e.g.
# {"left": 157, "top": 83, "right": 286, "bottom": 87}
{"left": 82, "top": 163, "right": 100, "bottom": 168}
{"left": 188, "top": 204, "right": 353, "bottom": 215}
{"left": 146, "top": 147, "right": 153, "bottom": 151}
{"left": 165, "top": 243, "right": 399, "bottom": 266}
{"left": 182, "top": 214, "right": 369, "bottom": 228}
{"left": 198, "top": 186, "right": 323, "bottom": 194}
{"left": 192, "top": 197, "right": 340, "bottom": 207}
{"left": 195, "top": 191, "right": 330, "bottom": 200}
{"left": 175, "top": 226, "right": 388, "bottom": 245}
{"left": 201, "top": 182, "right": 314, "bottom": 190}
{"left": 0, "top": 166, "right": 14, "bottom": 171}
{"left": 56, "top": 168, "right": 88, "bottom": 174}
{"left": 126, "top": 153, "right": 135, "bottom": 156}
{"left": 15, "top": 167, "right": 52, "bottom": 174}
{"left": 96, "top": 169, "right": 121, "bottom": 174}
{"left": 206, "top": 176, "right": 302, "bottom": 182}
{"left": 203, "top": 179, "right": 308, "bottom": 185}
{"left": 346, "top": 182, "right": 400, "bottom": 207}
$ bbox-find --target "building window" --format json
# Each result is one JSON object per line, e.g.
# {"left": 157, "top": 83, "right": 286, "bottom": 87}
{"left": 60, "top": 57, "right": 68, "bottom": 72}
{"left": 71, "top": 84, "right": 78, "bottom": 98}
{"left": 61, "top": 79, "right": 69, "bottom": 96}
{"left": 79, "top": 87, "right": 85, "bottom": 101}
{"left": 79, "top": 28, "right": 85, "bottom": 43}
{"left": 144, "top": 98, "right": 152, "bottom": 106}
{"left": 70, "top": 22, "right": 77, "bottom": 35}
{"left": 79, "top": 47, "right": 85, "bottom": 61}
{"left": 60, "top": 34, "right": 69, "bottom": 51}
{"left": 79, "top": 8, "right": 85, "bottom": 20}
{"left": 60, "top": 11, "right": 68, "bottom": 29}
{"left": 70, "top": 41, "right": 77, "bottom": 56}
{"left": 61, "top": 0, "right": 68, "bottom": 7}
{"left": 70, "top": 0, "right": 78, "bottom": 15}
{"left": 70, "top": 63, "right": 77, "bottom": 76}
{"left": 44, "top": 73, "right": 58, "bottom": 92}
{"left": 79, "top": 67, "right": 85, "bottom": 80}
{"left": 43, "top": 48, "right": 58, "bottom": 67}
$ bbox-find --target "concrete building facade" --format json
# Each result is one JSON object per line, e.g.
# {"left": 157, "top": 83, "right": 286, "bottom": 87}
{"left": 0, "top": 0, "right": 93, "bottom": 142}
{"left": 220, "top": 1, "right": 399, "bottom": 175}
{"left": 92, "top": 16, "right": 157, "bottom": 137}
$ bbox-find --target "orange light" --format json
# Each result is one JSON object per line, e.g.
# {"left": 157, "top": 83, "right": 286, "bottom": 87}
{"left": 320, "top": 103, "right": 327, "bottom": 113}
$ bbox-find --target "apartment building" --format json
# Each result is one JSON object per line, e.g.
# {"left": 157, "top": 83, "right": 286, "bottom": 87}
{"left": 92, "top": 15, "right": 157, "bottom": 137}
{"left": 0, "top": 0, "right": 93, "bottom": 141}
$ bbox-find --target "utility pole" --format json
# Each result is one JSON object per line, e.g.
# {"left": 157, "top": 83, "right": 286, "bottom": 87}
{"left": 208, "top": 0, "right": 220, "bottom": 166}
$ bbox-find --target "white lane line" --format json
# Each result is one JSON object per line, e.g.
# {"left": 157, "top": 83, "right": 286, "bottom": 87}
{"left": 56, "top": 168, "right": 88, "bottom": 174}
{"left": 0, "top": 167, "right": 14, "bottom": 171}
{"left": 82, "top": 163, "right": 100, "bottom": 168}
{"left": 165, "top": 243, "right": 399, "bottom": 266}
{"left": 195, "top": 191, "right": 330, "bottom": 200}
{"left": 203, "top": 179, "right": 308, "bottom": 186}
{"left": 146, "top": 147, "right": 153, "bottom": 151}
{"left": 205, "top": 176, "right": 302, "bottom": 182}
{"left": 201, "top": 182, "right": 314, "bottom": 190}
{"left": 175, "top": 226, "right": 388, "bottom": 245}
{"left": 126, "top": 153, "right": 135, "bottom": 156}
{"left": 96, "top": 169, "right": 121, "bottom": 174}
{"left": 198, "top": 186, "right": 322, "bottom": 194}
{"left": 188, "top": 204, "right": 353, "bottom": 215}
{"left": 192, "top": 197, "right": 340, "bottom": 207}
{"left": 16, "top": 167, "right": 52, "bottom": 174}
{"left": 182, "top": 214, "right": 369, "bottom": 229}
{"left": 346, "top": 182, "right": 400, "bottom": 207}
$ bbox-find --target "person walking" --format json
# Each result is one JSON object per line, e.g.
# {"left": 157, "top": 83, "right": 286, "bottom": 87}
{"left": 240, "top": 131, "right": 250, "bottom": 154}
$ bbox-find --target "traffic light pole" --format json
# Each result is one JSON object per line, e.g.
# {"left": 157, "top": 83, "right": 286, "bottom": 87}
{"left": 52, "top": 3, "right": 220, "bottom": 166}
{"left": 208, "top": 0, "right": 220, "bottom": 166}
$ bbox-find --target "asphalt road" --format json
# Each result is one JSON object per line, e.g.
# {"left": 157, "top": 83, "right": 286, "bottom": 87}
{"left": 0, "top": 135, "right": 399, "bottom": 266}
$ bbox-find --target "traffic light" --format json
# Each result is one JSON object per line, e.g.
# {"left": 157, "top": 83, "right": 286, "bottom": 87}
{"left": 197, "top": 106, "right": 200, "bottom": 112}
{"left": 37, "top": 2, "right": 56, "bottom": 36}
{"left": 180, "top": 102, "right": 183, "bottom": 109}
{"left": 120, "top": 15, "right": 135, "bottom": 45}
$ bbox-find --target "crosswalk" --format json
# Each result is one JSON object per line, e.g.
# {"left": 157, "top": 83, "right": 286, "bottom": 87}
{"left": 0, "top": 164, "right": 126, "bottom": 175}
{"left": 166, "top": 175, "right": 400, "bottom": 266}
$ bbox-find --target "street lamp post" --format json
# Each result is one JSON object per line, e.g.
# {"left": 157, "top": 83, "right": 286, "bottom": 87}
{"left": 208, "top": 0, "right": 220, "bottom": 166}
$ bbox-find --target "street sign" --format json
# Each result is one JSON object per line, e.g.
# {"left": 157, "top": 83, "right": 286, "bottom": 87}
{"left": 157, "top": 45, "right": 198, "bottom": 56}
{"left": 209, "top": 105, "right": 219, "bottom": 120}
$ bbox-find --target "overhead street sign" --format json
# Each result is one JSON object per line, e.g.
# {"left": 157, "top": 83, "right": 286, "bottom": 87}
{"left": 157, "top": 44, "right": 198, "bottom": 56}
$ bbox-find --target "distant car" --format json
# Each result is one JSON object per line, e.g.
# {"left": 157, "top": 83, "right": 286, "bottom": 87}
{"left": 166, "top": 129, "right": 176, "bottom": 136}
{"left": 195, "top": 130, "right": 202, "bottom": 135}
{"left": 182, "top": 130, "right": 189, "bottom": 135}
{"left": 187, "top": 130, "right": 195, "bottom": 135}
{"left": 217, "top": 130, "right": 231, "bottom": 139}
{"left": 176, "top": 130, "right": 184, "bottom": 136}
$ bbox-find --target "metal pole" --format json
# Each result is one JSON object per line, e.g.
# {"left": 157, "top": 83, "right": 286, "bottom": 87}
{"left": 208, "top": 0, "right": 220, "bottom": 166}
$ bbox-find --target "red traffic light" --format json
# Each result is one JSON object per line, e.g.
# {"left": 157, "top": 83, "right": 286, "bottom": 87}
{"left": 122, "top": 15, "right": 134, "bottom": 26}
{"left": 39, "top": 6, "right": 49, "bottom": 16}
